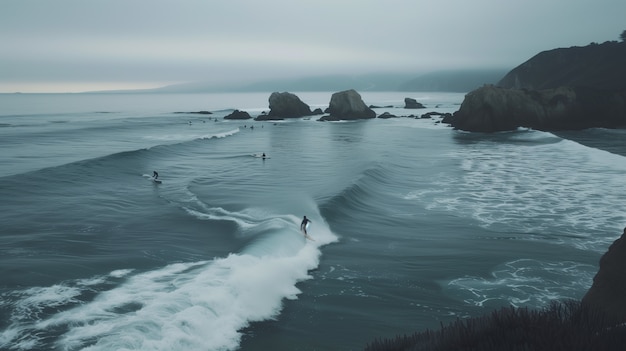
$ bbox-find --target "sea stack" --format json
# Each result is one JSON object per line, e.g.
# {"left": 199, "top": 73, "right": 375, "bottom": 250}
{"left": 322, "top": 89, "right": 376, "bottom": 121}
{"left": 260, "top": 92, "right": 312, "bottom": 120}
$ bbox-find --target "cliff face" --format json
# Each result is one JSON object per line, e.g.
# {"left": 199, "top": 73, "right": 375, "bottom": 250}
{"left": 498, "top": 41, "right": 626, "bottom": 91}
{"left": 450, "top": 41, "right": 626, "bottom": 132}
{"left": 450, "top": 85, "right": 626, "bottom": 132}
{"left": 582, "top": 227, "right": 626, "bottom": 323}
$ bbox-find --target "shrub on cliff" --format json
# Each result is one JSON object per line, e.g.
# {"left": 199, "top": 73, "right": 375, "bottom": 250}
{"left": 364, "top": 300, "right": 626, "bottom": 351}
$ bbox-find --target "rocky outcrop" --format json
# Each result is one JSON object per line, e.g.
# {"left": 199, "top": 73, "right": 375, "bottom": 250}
{"left": 377, "top": 112, "right": 397, "bottom": 119}
{"left": 449, "top": 85, "right": 626, "bottom": 132}
{"left": 449, "top": 41, "right": 626, "bottom": 132}
{"left": 323, "top": 89, "right": 375, "bottom": 121}
{"left": 582, "top": 227, "right": 626, "bottom": 323}
{"left": 174, "top": 111, "right": 213, "bottom": 115}
{"left": 421, "top": 111, "right": 451, "bottom": 119}
{"left": 259, "top": 92, "right": 312, "bottom": 120}
{"left": 224, "top": 109, "right": 252, "bottom": 120}
{"left": 404, "top": 98, "right": 425, "bottom": 109}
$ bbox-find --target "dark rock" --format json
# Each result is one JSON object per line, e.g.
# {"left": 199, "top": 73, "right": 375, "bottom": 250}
{"left": 449, "top": 85, "right": 626, "bottom": 132}
{"left": 441, "top": 114, "right": 455, "bottom": 124}
{"left": 498, "top": 41, "right": 626, "bottom": 91}
{"left": 421, "top": 111, "right": 451, "bottom": 119}
{"left": 582, "top": 227, "right": 626, "bottom": 323}
{"left": 174, "top": 111, "right": 213, "bottom": 115}
{"left": 377, "top": 112, "right": 397, "bottom": 119}
{"left": 311, "top": 108, "right": 324, "bottom": 115}
{"left": 317, "top": 115, "right": 340, "bottom": 122}
{"left": 224, "top": 109, "right": 252, "bottom": 120}
{"left": 404, "top": 98, "right": 426, "bottom": 109}
{"left": 327, "top": 89, "right": 376, "bottom": 120}
{"left": 265, "top": 92, "right": 312, "bottom": 119}
{"left": 254, "top": 115, "right": 284, "bottom": 121}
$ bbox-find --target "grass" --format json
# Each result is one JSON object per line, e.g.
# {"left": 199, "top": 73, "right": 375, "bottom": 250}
{"left": 364, "top": 300, "right": 626, "bottom": 351}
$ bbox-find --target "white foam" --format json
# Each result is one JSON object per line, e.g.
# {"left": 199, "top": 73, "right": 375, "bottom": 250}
{"left": 0, "top": 243, "right": 321, "bottom": 351}
{"left": 110, "top": 269, "right": 134, "bottom": 278}
{"left": 444, "top": 259, "right": 597, "bottom": 309}
{"left": 1, "top": 211, "right": 338, "bottom": 351}
{"left": 409, "top": 130, "right": 626, "bottom": 252}
{"left": 142, "top": 127, "right": 239, "bottom": 143}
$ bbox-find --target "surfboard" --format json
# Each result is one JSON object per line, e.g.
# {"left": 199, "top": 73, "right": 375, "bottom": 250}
{"left": 302, "top": 222, "right": 313, "bottom": 241}
{"left": 253, "top": 153, "right": 270, "bottom": 159}
{"left": 152, "top": 178, "right": 162, "bottom": 184}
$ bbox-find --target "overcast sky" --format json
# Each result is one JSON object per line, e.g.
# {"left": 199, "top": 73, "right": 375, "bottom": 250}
{"left": 1, "top": 0, "right": 624, "bottom": 93}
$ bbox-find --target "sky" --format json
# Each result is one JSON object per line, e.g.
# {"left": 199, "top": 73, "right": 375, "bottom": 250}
{"left": 1, "top": 0, "right": 625, "bottom": 93}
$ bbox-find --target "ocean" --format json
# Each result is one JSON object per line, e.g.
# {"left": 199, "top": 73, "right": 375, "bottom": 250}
{"left": 1, "top": 91, "right": 625, "bottom": 351}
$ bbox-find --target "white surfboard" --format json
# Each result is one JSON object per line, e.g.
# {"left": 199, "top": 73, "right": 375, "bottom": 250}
{"left": 302, "top": 222, "right": 314, "bottom": 241}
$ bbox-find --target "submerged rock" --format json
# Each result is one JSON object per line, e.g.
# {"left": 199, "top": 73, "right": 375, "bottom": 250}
{"left": 224, "top": 109, "right": 252, "bottom": 120}
{"left": 377, "top": 112, "right": 397, "bottom": 119}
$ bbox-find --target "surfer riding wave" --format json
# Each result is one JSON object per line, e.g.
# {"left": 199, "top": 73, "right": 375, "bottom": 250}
{"left": 300, "top": 216, "right": 311, "bottom": 235}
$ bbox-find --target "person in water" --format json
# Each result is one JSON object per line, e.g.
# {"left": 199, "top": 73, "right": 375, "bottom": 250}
{"left": 153, "top": 171, "right": 159, "bottom": 179}
{"left": 262, "top": 153, "right": 266, "bottom": 159}
{"left": 300, "top": 216, "right": 311, "bottom": 235}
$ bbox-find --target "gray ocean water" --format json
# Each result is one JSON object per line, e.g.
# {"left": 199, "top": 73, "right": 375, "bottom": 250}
{"left": 1, "top": 92, "right": 625, "bottom": 351}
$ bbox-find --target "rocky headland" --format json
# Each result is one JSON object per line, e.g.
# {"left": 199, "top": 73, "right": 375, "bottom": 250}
{"left": 448, "top": 41, "right": 626, "bottom": 132}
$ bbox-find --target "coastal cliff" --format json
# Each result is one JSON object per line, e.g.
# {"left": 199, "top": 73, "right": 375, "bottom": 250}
{"left": 449, "top": 41, "right": 626, "bottom": 132}
{"left": 498, "top": 41, "right": 626, "bottom": 91}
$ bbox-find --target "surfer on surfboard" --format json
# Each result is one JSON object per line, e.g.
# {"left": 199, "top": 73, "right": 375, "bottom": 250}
{"left": 300, "top": 216, "right": 311, "bottom": 235}
{"left": 151, "top": 170, "right": 162, "bottom": 184}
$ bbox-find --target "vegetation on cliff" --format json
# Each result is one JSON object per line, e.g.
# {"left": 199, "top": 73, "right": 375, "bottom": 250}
{"left": 364, "top": 300, "right": 626, "bottom": 351}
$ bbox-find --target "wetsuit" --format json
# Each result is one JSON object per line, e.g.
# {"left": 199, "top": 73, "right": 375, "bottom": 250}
{"left": 301, "top": 216, "right": 311, "bottom": 234}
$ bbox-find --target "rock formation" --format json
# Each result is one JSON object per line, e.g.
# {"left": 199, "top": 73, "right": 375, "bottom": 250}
{"left": 258, "top": 92, "right": 312, "bottom": 120}
{"left": 404, "top": 97, "right": 425, "bottom": 109}
{"left": 498, "top": 41, "right": 626, "bottom": 91}
{"left": 223, "top": 109, "right": 252, "bottom": 120}
{"left": 582, "top": 227, "right": 626, "bottom": 323}
{"left": 449, "top": 41, "right": 626, "bottom": 132}
{"left": 449, "top": 85, "right": 626, "bottom": 132}
{"left": 322, "top": 89, "right": 376, "bottom": 121}
{"left": 377, "top": 112, "right": 397, "bottom": 119}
